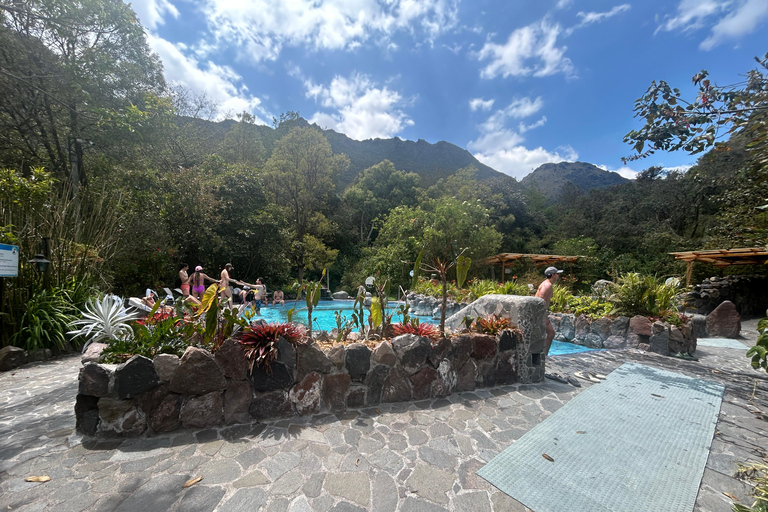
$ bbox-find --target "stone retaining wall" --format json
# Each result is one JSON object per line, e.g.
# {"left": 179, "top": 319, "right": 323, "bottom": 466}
{"left": 76, "top": 329, "right": 528, "bottom": 437}
{"left": 683, "top": 275, "right": 768, "bottom": 316}
{"left": 549, "top": 313, "right": 697, "bottom": 356}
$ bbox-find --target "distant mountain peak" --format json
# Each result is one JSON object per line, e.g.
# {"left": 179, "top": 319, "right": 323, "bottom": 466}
{"left": 520, "top": 161, "right": 629, "bottom": 201}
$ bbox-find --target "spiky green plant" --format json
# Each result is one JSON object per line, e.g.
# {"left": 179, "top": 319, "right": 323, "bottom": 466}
{"left": 610, "top": 272, "right": 680, "bottom": 319}
{"left": 69, "top": 295, "right": 139, "bottom": 352}
{"left": 12, "top": 287, "right": 77, "bottom": 353}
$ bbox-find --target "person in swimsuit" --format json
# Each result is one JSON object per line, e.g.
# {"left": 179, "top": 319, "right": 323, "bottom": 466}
{"left": 272, "top": 288, "right": 285, "bottom": 306}
{"left": 191, "top": 265, "right": 218, "bottom": 300}
{"left": 179, "top": 263, "right": 191, "bottom": 298}
{"left": 219, "top": 263, "right": 235, "bottom": 306}
{"left": 535, "top": 266, "right": 563, "bottom": 356}
{"left": 238, "top": 277, "right": 266, "bottom": 308}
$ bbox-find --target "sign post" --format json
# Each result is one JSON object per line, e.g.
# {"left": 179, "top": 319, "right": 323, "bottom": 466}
{"left": 0, "top": 244, "right": 19, "bottom": 278}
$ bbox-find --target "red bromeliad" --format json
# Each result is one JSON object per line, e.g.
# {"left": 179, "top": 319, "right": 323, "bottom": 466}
{"left": 238, "top": 322, "right": 306, "bottom": 374}
{"left": 390, "top": 321, "right": 441, "bottom": 340}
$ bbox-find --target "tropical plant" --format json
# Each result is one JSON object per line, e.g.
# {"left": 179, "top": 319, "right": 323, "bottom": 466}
{"left": 100, "top": 311, "right": 189, "bottom": 363}
{"left": 69, "top": 295, "right": 139, "bottom": 352}
{"left": 747, "top": 310, "right": 768, "bottom": 374}
{"left": 610, "top": 272, "right": 680, "bottom": 319}
{"left": 472, "top": 314, "right": 512, "bottom": 335}
{"left": 289, "top": 269, "right": 326, "bottom": 338}
{"left": 238, "top": 322, "right": 306, "bottom": 373}
{"left": 568, "top": 296, "right": 613, "bottom": 320}
{"left": 549, "top": 284, "right": 573, "bottom": 313}
{"left": 390, "top": 321, "right": 441, "bottom": 339}
{"left": 11, "top": 287, "right": 77, "bottom": 353}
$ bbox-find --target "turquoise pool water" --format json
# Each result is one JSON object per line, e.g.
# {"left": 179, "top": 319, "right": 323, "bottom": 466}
{"left": 241, "top": 301, "right": 595, "bottom": 356}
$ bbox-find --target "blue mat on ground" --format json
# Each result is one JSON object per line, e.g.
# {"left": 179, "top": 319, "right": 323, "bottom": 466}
{"left": 478, "top": 362, "right": 724, "bottom": 512}
{"left": 696, "top": 337, "right": 748, "bottom": 349}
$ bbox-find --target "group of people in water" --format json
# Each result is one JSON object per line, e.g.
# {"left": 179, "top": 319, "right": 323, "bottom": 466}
{"left": 178, "top": 263, "right": 285, "bottom": 308}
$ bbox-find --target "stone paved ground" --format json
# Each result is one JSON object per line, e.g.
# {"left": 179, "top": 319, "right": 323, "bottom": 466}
{"left": 0, "top": 320, "right": 765, "bottom": 512}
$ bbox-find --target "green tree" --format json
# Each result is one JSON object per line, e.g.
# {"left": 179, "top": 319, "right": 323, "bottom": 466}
{"left": 624, "top": 53, "right": 768, "bottom": 247}
{"left": 0, "top": 0, "right": 165, "bottom": 187}
{"left": 359, "top": 197, "right": 503, "bottom": 290}
{"left": 342, "top": 160, "right": 422, "bottom": 244}
{"left": 264, "top": 127, "right": 349, "bottom": 282}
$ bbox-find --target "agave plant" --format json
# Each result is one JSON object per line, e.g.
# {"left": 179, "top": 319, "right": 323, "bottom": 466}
{"left": 69, "top": 295, "right": 139, "bottom": 352}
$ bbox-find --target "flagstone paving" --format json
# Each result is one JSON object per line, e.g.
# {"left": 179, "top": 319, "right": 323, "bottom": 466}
{"left": 0, "top": 320, "right": 765, "bottom": 511}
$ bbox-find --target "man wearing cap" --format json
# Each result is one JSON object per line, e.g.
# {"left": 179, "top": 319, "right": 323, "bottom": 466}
{"left": 535, "top": 266, "right": 563, "bottom": 356}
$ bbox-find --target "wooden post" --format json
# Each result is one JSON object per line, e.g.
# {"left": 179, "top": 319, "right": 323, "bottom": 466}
{"left": 685, "top": 261, "right": 694, "bottom": 288}
{"left": 501, "top": 260, "right": 505, "bottom": 284}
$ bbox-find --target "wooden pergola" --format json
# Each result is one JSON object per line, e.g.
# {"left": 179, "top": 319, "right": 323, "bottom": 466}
{"left": 669, "top": 247, "right": 768, "bottom": 287}
{"left": 482, "top": 253, "right": 580, "bottom": 283}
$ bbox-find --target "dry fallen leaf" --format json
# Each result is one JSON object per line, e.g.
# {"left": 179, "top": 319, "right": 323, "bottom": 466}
{"left": 576, "top": 431, "right": 586, "bottom": 434}
{"left": 375, "top": 409, "right": 380, "bottom": 414}
{"left": 542, "top": 454, "right": 554, "bottom": 462}
{"left": 723, "top": 492, "right": 738, "bottom": 501}
{"left": 183, "top": 476, "right": 203, "bottom": 488}
{"left": 24, "top": 476, "right": 50, "bottom": 483}
{"left": 355, "top": 459, "right": 360, "bottom": 466}
{"left": 651, "top": 394, "right": 665, "bottom": 398}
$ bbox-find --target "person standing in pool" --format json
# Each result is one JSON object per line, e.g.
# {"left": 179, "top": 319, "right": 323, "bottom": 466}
{"left": 191, "top": 266, "right": 219, "bottom": 300}
{"left": 179, "top": 263, "right": 191, "bottom": 298}
{"left": 535, "top": 266, "right": 563, "bottom": 356}
{"left": 220, "top": 263, "right": 236, "bottom": 306}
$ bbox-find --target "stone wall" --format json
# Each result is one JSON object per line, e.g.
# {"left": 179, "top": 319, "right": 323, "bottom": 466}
{"left": 445, "top": 294, "right": 547, "bottom": 384}
{"left": 684, "top": 275, "right": 768, "bottom": 316}
{"left": 549, "top": 313, "right": 696, "bottom": 356}
{"left": 76, "top": 328, "right": 527, "bottom": 437}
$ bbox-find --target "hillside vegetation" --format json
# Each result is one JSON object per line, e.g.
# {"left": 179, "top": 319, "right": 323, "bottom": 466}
{"left": 0, "top": 0, "right": 766, "bottom": 349}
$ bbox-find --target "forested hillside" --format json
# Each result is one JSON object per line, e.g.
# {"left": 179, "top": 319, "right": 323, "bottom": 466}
{"left": 0, "top": 0, "right": 766, "bottom": 332}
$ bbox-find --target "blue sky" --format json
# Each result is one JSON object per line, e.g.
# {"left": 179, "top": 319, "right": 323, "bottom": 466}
{"left": 128, "top": 0, "right": 768, "bottom": 180}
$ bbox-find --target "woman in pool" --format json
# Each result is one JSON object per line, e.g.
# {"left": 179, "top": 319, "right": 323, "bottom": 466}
{"left": 190, "top": 265, "right": 219, "bottom": 300}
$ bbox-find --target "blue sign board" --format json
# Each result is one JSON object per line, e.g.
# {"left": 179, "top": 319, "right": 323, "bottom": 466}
{"left": 0, "top": 244, "right": 19, "bottom": 277}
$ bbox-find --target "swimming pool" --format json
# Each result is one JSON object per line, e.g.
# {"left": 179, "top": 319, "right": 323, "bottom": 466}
{"left": 241, "top": 300, "right": 594, "bottom": 356}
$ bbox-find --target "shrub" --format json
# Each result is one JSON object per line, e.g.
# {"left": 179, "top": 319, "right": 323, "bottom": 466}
{"left": 549, "top": 284, "right": 572, "bottom": 313}
{"left": 390, "top": 321, "right": 441, "bottom": 339}
{"left": 610, "top": 272, "right": 680, "bottom": 320}
{"left": 472, "top": 314, "right": 513, "bottom": 335}
{"left": 747, "top": 310, "right": 768, "bottom": 374}
{"left": 238, "top": 322, "right": 306, "bottom": 374}
{"left": 100, "top": 311, "right": 189, "bottom": 363}
{"left": 11, "top": 287, "right": 77, "bottom": 353}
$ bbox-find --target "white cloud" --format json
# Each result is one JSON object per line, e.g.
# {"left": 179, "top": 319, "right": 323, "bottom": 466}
{"left": 305, "top": 74, "right": 414, "bottom": 140}
{"left": 146, "top": 34, "right": 269, "bottom": 123}
{"left": 469, "top": 98, "right": 495, "bottom": 111}
{"left": 556, "top": 0, "right": 574, "bottom": 10}
{"left": 576, "top": 4, "right": 631, "bottom": 26}
{"left": 128, "top": 0, "right": 179, "bottom": 30}
{"left": 597, "top": 164, "right": 639, "bottom": 180}
{"left": 656, "top": 0, "right": 768, "bottom": 49}
{"left": 468, "top": 97, "right": 574, "bottom": 179}
{"left": 565, "top": 4, "right": 631, "bottom": 35}
{"left": 663, "top": 164, "right": 693, "bottom": 175}
{"left": 477, "top": 19, "right": 575, "bottom": 79}
{"left": 700, "top": 0, "right": 768, "bottom": 50}
{"left": 194, "top": 0, "right": 459, "bottom": 63}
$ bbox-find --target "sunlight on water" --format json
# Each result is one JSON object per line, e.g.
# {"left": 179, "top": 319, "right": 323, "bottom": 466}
{"left": 241, "top": 301, "right": 596, "bottom": 356}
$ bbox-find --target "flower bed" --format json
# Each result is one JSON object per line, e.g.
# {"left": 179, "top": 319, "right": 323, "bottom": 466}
{"left": 76, "top": 329, "right": 529, "bottom": 437}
